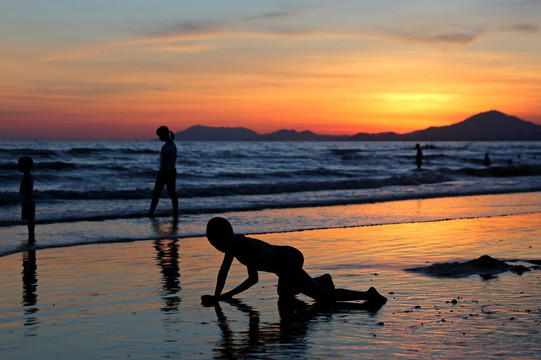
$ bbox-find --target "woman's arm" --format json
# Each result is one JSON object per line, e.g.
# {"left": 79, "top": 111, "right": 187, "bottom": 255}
{"left": 159, "top": 150, "right": 168, "bottom": 172}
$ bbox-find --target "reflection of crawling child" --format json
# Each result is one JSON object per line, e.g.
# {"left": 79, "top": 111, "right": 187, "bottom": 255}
{"left": 201, "top": 217, "right": 387, "bottom": 306}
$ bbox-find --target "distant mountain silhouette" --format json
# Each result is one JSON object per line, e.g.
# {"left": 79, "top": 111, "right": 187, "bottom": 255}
{"left": 346, "top": 132, "right": 402, "bottom": 141}
{"left": 175, "top": 125, "right": 260, "bottom": 141}
{"left": 349, "top": 110, "right": 541, "bottom": 141}
{"left": 175, "top": 111, "right": 541, "bottom": 141}
{"left": 400, "top": 110, "right": 541, "bottom": 141}
{"left": 175, "top": 126, "right": 348, "bottom": 141}
{"left": 260, "top": 129, "right": 349, "bottom": 141}
{"left": 260, "top": 129, "right": 320, "bottom": 141}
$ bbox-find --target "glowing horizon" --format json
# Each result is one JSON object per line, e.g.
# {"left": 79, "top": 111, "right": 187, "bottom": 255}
{"left": 1, "top": 1, "right": 540, "bottom": 140}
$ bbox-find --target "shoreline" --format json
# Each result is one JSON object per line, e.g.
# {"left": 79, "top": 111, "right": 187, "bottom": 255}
{"left": 1, "top": 191, "right": 540, "bottom": 258}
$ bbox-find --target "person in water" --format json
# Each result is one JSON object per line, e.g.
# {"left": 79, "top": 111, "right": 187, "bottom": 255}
{"left": 201, "top": 217, "right": 387, "bottom": 306}
{"left": 18, "top": 156, "right": 35, "bottom": 244}
{"left": 415, "top": 144, "right": 423, "bottom": 170}
{"left": 149, "top": 126, "right": 179, "bottom": 218}
{"left": 483, "top": 153, "right": 491, "bottom": 166}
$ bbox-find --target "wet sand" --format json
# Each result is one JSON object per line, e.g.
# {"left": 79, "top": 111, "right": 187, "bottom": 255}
{"left": 2, "top": 191, "right": 541, "bottom": 257}
{"left": 0, "top": 212, "right": 540, "bottom": 359}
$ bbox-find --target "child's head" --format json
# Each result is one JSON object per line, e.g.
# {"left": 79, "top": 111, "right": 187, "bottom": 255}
{"left": 206, "top": 217, "right": 234, "bottom": 252}
{"left": 18, "top": 156, "right": 34, "bottom": 173}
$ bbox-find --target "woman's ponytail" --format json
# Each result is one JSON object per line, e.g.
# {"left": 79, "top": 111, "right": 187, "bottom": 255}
{"left": 169, "top": 130, "right": 175, "bottom": 141}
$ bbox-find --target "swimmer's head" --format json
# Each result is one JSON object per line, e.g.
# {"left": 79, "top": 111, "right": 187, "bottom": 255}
{"left": 206, "top": 217, "right": 234, "bottom": 251}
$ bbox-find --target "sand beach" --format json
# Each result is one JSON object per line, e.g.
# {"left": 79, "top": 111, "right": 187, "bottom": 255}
{"left": 1, "top": 194, "right": 540, "bottom": 359}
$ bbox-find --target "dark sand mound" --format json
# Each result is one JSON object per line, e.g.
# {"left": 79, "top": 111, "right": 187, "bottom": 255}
{"left": 406, "top": 255, "right": 540, "bottom": 278}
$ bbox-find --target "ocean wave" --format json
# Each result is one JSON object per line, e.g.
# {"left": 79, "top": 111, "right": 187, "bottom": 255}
{"left": 0, "top": 148, "right": 58, "bottom": 157}
{"left": 460, "top": 163, "right": 541, "bottom": 177}
{"left": 65, "top": 147, "right": 155, "bottom": 156}
{"left": 329, "top": 149, "right": 367, "bottom": 160}
{"left": 215, "top": 167, "right": 361, "bottom": 180}
{"left": 0, "top": 162, "right": 17, "bottom": 171}
{"left": 35, "top": 161, "right": 78, "bottom": 170}
{"left": 18, "top": 171, "right": 454, "bottom": 200}
{"left": 2, "top": 163, "right": 540, "bottom": 204}
{"left": 2, "top": 187, "right": 540, "bottom": 229}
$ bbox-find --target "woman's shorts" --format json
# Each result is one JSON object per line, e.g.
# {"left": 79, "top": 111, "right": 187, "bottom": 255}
{"left": 154, "top": 170, "right": 177, "bottom": 190}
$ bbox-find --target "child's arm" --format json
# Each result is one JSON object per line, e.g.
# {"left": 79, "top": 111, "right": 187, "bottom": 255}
{"left": 201, "top": 251, "right": 235, "bottom": 306}
{"left": 217, "top": 266, "right": 258, "bottom": 300}
{"left": 213, "top": 251, "right": 235, "bottom": 298}
{"left": 202, "top": 250, "right": 259, "bottom": 305}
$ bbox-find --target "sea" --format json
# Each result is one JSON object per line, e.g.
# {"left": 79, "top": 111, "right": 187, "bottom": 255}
{"left": 1, "top": 140, "right": 540, "bottom": 256}
{"left": 1, "top": 140, "right": 541, "bottom": 359}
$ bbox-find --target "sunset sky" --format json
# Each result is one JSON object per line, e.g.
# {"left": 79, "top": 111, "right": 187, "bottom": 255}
{"left": 1, "top": 1, "right": 540, "bottom": 140}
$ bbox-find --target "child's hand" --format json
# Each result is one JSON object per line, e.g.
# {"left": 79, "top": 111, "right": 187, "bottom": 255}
{"left": 201, "top": 294, "right": 217, "bottom": 306}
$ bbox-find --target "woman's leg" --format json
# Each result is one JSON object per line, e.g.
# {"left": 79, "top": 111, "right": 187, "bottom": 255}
{"left": 149, "top": 174, "right": 166, "bottom": 217}
{"left": 165, "top": 171, "right": 178, "bottom": 217}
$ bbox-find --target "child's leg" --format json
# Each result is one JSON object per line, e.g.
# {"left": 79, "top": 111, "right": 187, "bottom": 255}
{"left": 279, "top": 269, "right": 333, "bottom": 301}
{"left": 277, "top": 273, "right": 335, "bottom": 298}
{"left": 22, "top": 202, "right": 35, "bottom": 244}
{"left": 290, "top": 269, "right": 387, "bottom": 304}
{"left": 28, "top": 220, "right": 35, "bottom": 244}
{"left": 313, "top": 274, "right": 335, "bottom": 290}
{"left": 330, "top": 287, "right": 387, "bottom": 303}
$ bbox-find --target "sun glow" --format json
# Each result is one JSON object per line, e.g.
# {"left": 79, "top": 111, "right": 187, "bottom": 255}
{"left": 1, "top": 1, "right": 540, "bottom": 140}
{"left": 374, "top": 92, "right": 455, "bottom": 112}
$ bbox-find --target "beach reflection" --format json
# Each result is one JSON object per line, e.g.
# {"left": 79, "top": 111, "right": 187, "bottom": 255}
{"left": 21, "top": 250, "right": 39, "bottom": 336}
{"left": 211, "top": 299, "right": 312, "bottom": 358}
{"left": 152, "top": 217, "right": 179, "bottom": 237}
{"left": 210, "top": 298, "right": 381, "bottom": 358}
{"left": 153, "top": 219, "right": 181, "bottom": 312}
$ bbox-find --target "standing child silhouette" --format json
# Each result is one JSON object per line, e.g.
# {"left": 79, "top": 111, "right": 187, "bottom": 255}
{"left": 18, "top": 156, "right": 35, "bottom": 244}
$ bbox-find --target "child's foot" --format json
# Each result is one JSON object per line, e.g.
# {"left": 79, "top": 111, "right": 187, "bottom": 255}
{"left": 367, "top": 287, "right": 387, "bottom": 304}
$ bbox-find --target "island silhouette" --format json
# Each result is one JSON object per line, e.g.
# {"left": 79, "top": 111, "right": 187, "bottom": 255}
{"left": 174, "top": 110, "right": 541, "bottom": 141}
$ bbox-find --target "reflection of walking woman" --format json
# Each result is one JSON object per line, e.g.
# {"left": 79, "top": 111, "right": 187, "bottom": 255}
{"left": 149, "top": 126, "right": 179, "bottom": 218}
